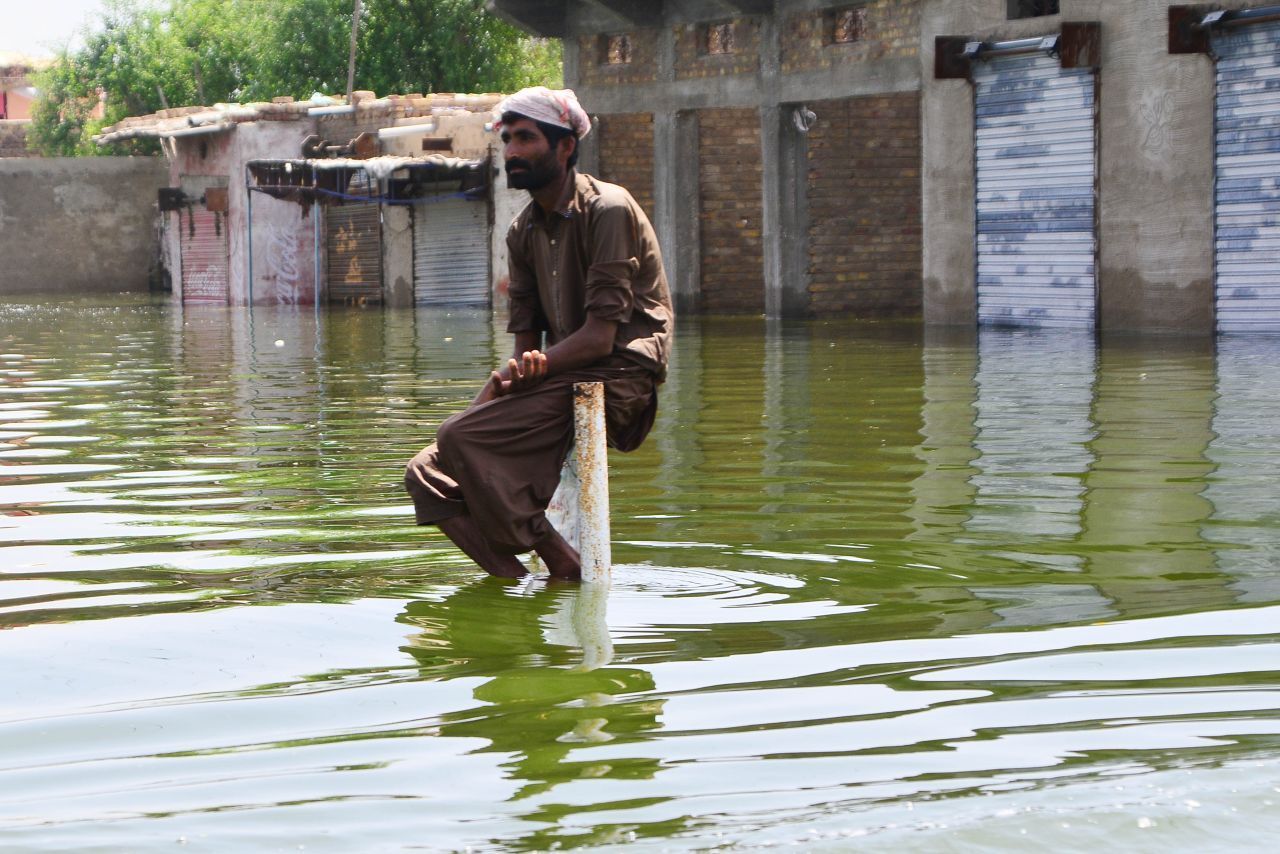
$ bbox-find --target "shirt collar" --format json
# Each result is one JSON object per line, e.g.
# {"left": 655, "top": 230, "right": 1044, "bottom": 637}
{"left": 527, "top": 171, "right": 592, "bottom": 227}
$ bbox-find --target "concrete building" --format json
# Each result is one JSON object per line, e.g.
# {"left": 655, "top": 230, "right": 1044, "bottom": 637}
{"left": 96, "top": 93, "right": 517, "bottom": 307}
{"left": 490, "top": 0, "right": 926, "bottom": 319}
{"left": 494, "top": 1, "right": 1280, "bottom": 335}
{"left": 923, "top": 0, "right": 1280, "bottom": 334}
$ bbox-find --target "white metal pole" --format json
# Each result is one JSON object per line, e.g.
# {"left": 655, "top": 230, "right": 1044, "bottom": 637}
{"left": 573, "top": 382, "right": 611, "bottom": 583}
{"left": 539, "top": 382, "right": 611, "bottom": 581}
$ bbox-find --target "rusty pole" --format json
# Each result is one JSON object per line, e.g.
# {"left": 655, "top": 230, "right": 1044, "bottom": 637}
{"left": 572, "top": 382, "right": 611, "bottom": 582}
{"left": 540, "top": 382, "right": 612, "bottom": 582}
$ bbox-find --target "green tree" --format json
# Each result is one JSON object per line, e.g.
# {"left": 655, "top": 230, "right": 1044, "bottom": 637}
{"left": 29, "top": 0, "right": 562, "bottom": 155}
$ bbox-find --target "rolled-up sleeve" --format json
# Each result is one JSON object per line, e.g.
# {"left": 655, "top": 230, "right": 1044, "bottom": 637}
{"left": 505, "top": 224, "right": 546, "bottom": 334}
{"left": 585, "top": 204, "right": 640, "bottom": 324}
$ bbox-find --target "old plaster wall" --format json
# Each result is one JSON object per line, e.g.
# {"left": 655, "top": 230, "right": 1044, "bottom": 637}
{"left": 921, "top": 0, "right": 1257, "bottom": 332}
{"left": 234, "top": 121, "right": 321, "bottom": 305}
{"left": 1093, "top": 0, "right": 1227, "bottom": 333}
{"left": 0, "top": 156, "right": 168, "bottom": 294}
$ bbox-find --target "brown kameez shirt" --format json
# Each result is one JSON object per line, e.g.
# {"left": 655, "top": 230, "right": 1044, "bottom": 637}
{"left": 505, "top": 171, "right": 673, "bottom": 379}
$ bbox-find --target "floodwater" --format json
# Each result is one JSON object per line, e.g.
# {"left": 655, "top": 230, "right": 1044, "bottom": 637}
{"left": 2, "top": 298, "right": 1280, "bottom": 852}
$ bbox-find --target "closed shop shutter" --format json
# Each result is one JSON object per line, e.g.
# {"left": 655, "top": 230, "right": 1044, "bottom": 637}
{"left": 412, "top": 195, "right": 490, "bottom": 306}
{"left": 1213, "top": 20, "right": 1280, "bottom": 333}
{"left": 326, "top": 173, "right": 382, "bottom": 303}
{"left": 181, "top": 208, "right": 229, "bottom": 304}
{"left": 973, "top": 52, "right": 1097, "bottom": 328}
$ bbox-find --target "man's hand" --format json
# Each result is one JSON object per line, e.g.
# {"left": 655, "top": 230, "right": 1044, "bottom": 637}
{"left": 482, "top": 350, "right": 549, "bottom": 402}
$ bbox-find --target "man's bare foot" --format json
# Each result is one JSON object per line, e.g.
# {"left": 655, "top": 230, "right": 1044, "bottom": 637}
{"left": 438, "top": 515, "right": 527, "bottom": 578}
{"left": 533, "top": 528, "right": 581, "bottom": 581}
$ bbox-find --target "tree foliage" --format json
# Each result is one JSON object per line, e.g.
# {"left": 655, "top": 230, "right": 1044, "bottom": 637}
{"left": 30, "top": 0, "right": 563, "bottom": 155}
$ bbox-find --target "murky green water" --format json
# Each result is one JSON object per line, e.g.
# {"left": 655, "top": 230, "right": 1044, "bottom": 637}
{"left": 3, "top": 298, "right": 1280, "bottom": 851}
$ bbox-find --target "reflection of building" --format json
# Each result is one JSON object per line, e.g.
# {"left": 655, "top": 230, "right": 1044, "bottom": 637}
{"left": 95, "top": 93, "right": 516, "bottom": 308}
{"left": 909, "top": 328, "right": 1240, "bottom": 626}
{"left": 962, "top": 331, "right": 1096, "bottom": 569}
{"left": 1205, "top": 338, "right": 1280, "bottom": 603}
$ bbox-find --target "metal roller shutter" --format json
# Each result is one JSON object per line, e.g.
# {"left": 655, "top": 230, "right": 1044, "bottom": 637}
{"left": 326, "top": 173, "right": 382, "bottom": 303}
{"left": 1213, "top": 20, "right": 1280, "bottom": 333}
{"left": 412, "top": 195, "right": 490, "bottom": 306}
{"left": 180, "top": 208, "right": 229, "bottom": 304}
{"left": 973, "top": 52, "right": 1097, "bottom": 328}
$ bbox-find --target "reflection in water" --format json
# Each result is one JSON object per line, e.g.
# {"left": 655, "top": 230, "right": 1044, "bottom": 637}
{"left": 400, "top": 580, "right": 663, "bottom": 847}
{"left": 1206, "top": 337, "right": 1280, "bottom": 604}
{"left": 964, "top": 331, "right": 1096, "bottom": 564}
{"left": 2, "top": 301, "right": 1280, "bottom": 850}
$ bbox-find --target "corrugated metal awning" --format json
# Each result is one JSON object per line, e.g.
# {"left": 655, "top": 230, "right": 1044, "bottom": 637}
{"left": 247, "top": 155, "right": 488, "bottom": 206}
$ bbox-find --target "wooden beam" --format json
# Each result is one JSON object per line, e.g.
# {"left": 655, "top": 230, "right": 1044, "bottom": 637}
{"left": 1168, "top": 5, "right": 1211, "bottom": 55}
{"left": 934, "top": 36, "right": 972, "bottom": 80}
{"left": 1059, "top": 21, "right": 1101, "bottom": 69}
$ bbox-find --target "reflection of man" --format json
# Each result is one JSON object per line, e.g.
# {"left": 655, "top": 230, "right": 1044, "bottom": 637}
{"left": 399, "top": 579, "right": 661, "bottom": 808}
{"left": 406, "top": 87, "right": 673, "bottom": 581}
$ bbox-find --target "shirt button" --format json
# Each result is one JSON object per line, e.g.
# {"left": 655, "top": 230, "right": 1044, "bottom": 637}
{"left": 550, "top": 239, "right": 557, "bottom": 245}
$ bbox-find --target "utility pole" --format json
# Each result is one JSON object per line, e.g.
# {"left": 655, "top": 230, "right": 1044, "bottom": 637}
{"left": 346, "top": 0, "right": 362, "bottom": 101}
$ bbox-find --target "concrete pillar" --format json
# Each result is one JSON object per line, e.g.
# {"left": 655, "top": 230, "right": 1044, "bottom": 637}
{"left": 761, "top": 105, "right": 811, "bottom": 318}
{"left": 655, "top": 110, "right": 701, "bottom": 315}
{"left": 920, "top": 24, "right": 978, "bottom": 327}
{"left": 381, "top": 204, "right": 414, "bottom": 307}
{"left": 757, "top": 13, "right": 810, "bottom": 318}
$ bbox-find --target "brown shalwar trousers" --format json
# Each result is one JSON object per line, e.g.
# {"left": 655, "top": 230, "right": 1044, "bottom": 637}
{"left": 404, "top": 361, "right": 658, "bottom": 554}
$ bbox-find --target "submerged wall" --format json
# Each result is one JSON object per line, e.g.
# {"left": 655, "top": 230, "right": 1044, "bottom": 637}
{"left": 0, "top": 156, "right": 168, "bottom": 294}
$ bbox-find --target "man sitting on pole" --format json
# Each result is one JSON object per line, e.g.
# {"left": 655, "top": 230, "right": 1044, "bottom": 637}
{"left": 405, "top": 87, "right": 673, "bottom": 581}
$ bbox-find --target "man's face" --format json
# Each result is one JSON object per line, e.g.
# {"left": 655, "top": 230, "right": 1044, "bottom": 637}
{"left": 502, "top": 118, "right": 567, "bottom": 191}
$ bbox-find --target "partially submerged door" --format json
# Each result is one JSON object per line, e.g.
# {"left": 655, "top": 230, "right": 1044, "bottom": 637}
{"left": 180, "top": 207, "right": 229, "bottom": 304}
{"left": 973, "top": 51, "right": 1097, "bottom": 328}
{"left": 1212, "top": 18, "right": 1280, "bottom": 332}
{"left": 325, "top": 172, "right": 382, "bottom": 304}
{"left": 412, "top": 195, "right": 489, "bottom": 306}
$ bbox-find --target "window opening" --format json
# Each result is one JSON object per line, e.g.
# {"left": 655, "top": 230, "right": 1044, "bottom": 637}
{"left": 605, "top": 34, "right": 632, "bottom": 65}
{"left": 1008, "top": 0, "right": 1059, "bottom": 19}
{"left": 705, "top": 22, "right": 735, "bottom": 55}
{"left": 830, "top": 7, "right": 866, "bottom": 44}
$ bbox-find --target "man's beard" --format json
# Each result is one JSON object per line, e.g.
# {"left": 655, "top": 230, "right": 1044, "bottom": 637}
{"left": 505, "top": 153, "right": 562, "bottom": 191}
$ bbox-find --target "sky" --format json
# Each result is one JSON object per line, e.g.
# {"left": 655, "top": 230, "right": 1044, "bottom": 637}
{"left": 1, "top": 0, "right": 109, "bottom": 58}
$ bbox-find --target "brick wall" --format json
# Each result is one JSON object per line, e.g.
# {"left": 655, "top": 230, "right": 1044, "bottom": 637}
{"left": 806, "top": 92, "right": 922, "bottom": 318}
{"left": 0, "top": 121, "right": 32, "bottom": 157}
{"left": 675, "top": 18, "right": 760, "bottom": 80}
{"left": 595, "top": 113, "right": 655, "bottom": 224}
{"left": 699, "top": 108, "right": 764, "bottom": 315}
{"left": 577, "top": 29, "right": 660, "bottom": 87}
{"left": 781, "top": 0, "right": 921, "bottom": 75}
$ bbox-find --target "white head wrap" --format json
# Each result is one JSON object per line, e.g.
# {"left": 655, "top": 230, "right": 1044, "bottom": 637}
{"left": 494, "top": 86, "right": 592, "bottom": 139}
